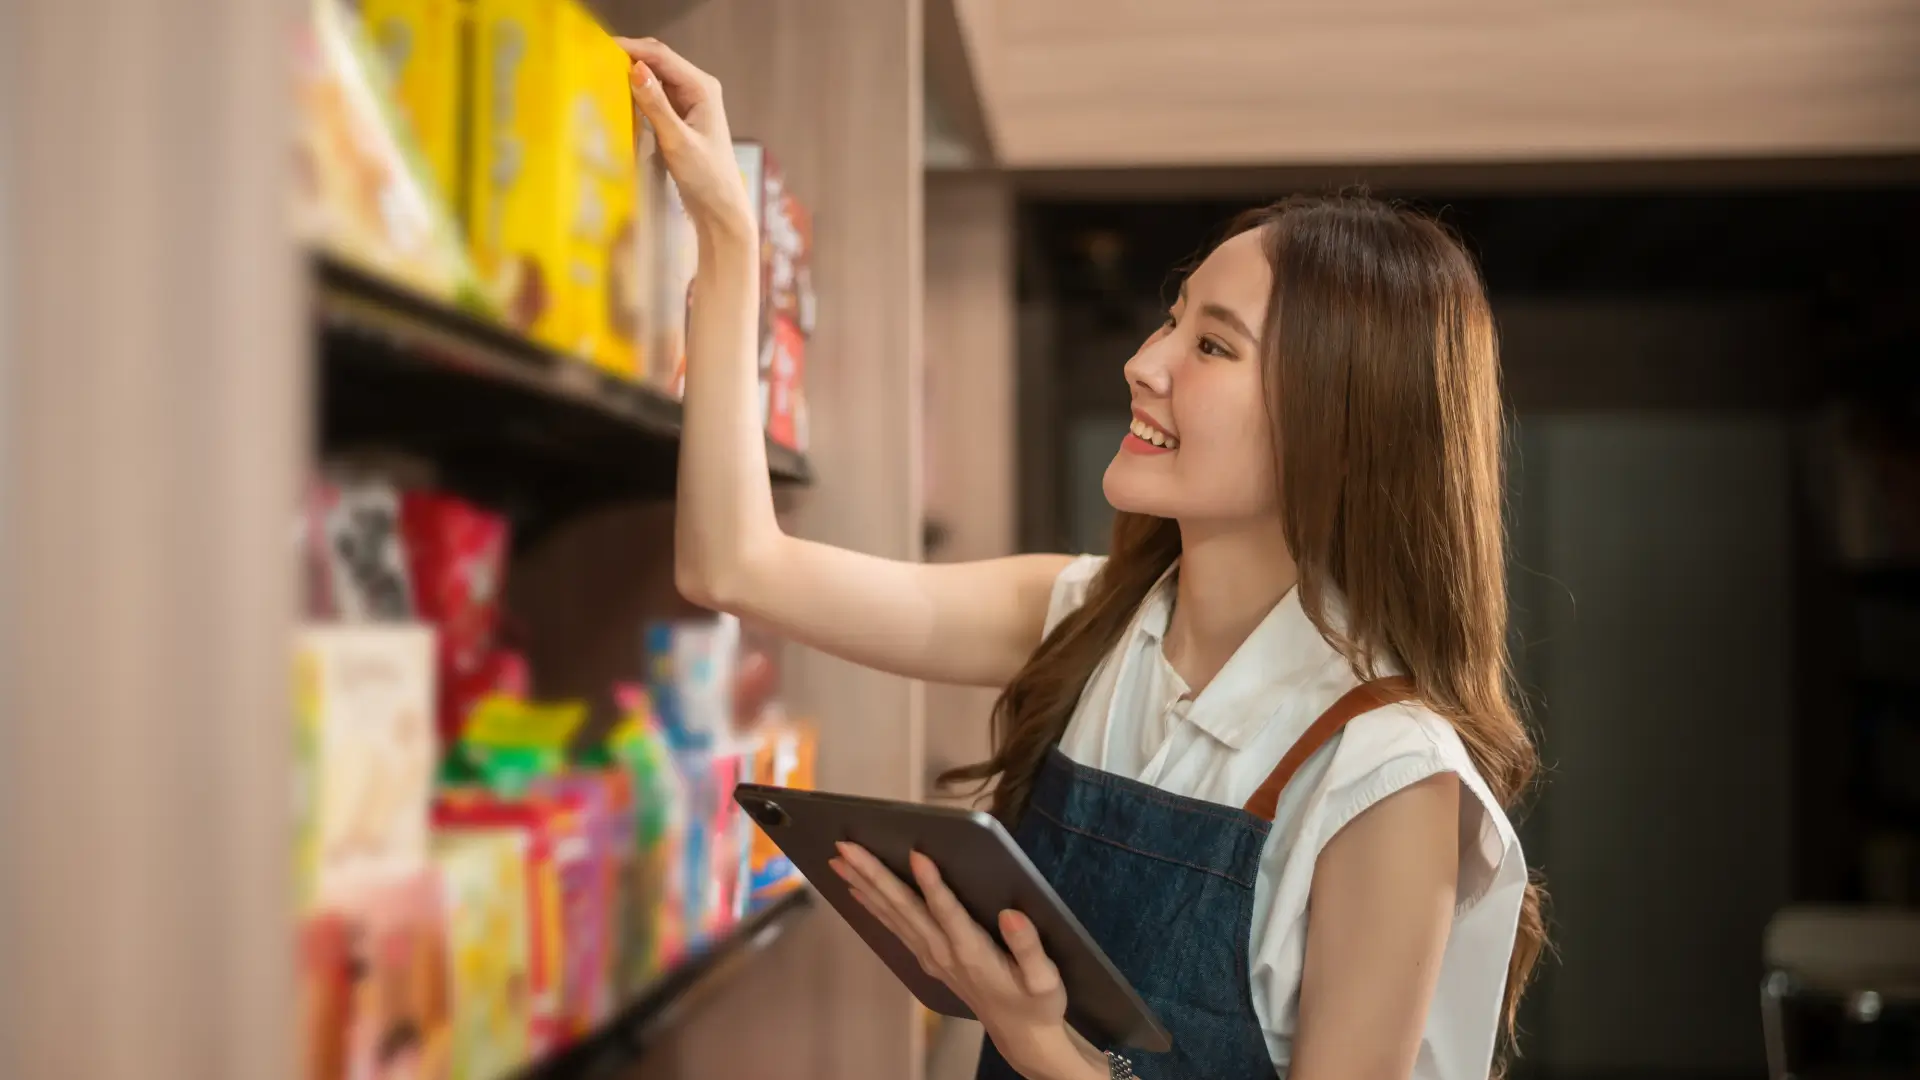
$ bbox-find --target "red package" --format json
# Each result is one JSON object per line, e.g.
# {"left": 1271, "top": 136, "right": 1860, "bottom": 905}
{"left": 400, "top": 492, "right": 509, "bottom": 733}
{"left": 758, "top": 152, "right": 814, "bottom": 339}
{"left": 763, "top": 316, "right": 807, "bottom": 453}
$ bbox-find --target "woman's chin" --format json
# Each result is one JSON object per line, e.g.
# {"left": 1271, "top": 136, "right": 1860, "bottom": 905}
{"left": 1102, "top": 460, "right": 1179, "bottom": 518}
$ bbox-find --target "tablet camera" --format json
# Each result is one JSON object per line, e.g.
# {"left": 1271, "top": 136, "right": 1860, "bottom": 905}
{"left": 750, "top": 799, "right": 790, "bottom": 829}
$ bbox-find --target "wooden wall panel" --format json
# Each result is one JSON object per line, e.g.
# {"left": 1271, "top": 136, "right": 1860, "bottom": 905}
{"left": 526, "top": 2, "right": 929, "bottom": 1079}
{"left": 965, "top": 0, "right": 1920, "bottom": 170}
{"left": 0, "top": 2, "right": 302, "bottom": 1080}
{"left": 922, "top": 173, "right": 1016, "bottom": 787}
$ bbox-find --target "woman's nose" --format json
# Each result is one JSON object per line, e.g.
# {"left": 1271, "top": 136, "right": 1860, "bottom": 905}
{"left": 1123, "top": 342, "right": 1174, "bottom": 397}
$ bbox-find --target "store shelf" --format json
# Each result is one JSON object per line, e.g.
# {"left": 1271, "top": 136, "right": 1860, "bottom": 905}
{"left": 519, "top": 888, "right": 815, "bottom": 1080}
{"left": 591, "top": 0, "right": 715, "bottom": 34}
{"left": 315, "top": 255, "right": 810, "bottom": 544}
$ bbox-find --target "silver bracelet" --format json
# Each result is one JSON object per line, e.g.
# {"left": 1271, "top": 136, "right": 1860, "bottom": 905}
{"left": 1105, "top": 1050, "right": 1136, "bottom": 1080}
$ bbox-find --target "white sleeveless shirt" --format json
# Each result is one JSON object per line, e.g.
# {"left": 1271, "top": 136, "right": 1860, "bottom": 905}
{"left": 1046, "top": 556, "right": 1525, "bottom": 1080}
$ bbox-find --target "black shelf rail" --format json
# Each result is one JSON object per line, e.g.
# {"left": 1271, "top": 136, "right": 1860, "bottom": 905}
{"left": 314, "top": 255, "right": 810, "bottom": 543}
{"left": 519, "top": 889, "right": 815, "bottom": 1080}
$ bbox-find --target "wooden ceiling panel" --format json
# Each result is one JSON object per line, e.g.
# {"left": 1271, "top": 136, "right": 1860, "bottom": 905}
{"left": 965, "top": 0, "right": 1920, "bottom": 169}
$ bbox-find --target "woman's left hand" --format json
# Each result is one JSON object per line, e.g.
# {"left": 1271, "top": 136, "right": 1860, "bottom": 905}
{"left": 831, "top": 844, "right": 1107, "bottom": 1080}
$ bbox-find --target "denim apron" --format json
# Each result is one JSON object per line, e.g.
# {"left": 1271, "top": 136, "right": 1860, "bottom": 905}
{"left": 975, "top": 679, "right": 1413, "bottom": 1080}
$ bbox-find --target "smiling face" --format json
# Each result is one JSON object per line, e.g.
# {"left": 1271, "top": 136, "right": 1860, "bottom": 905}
{"left": 1103, "top": 227, "right": 1279, "bottom": 525}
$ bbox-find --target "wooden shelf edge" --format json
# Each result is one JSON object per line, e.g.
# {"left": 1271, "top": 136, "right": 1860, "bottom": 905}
{"left": 517, "top": 888, "right": 816, "bottom": 1080}
{"left": 313, "top": 254, "right": 812, "bottom": 521}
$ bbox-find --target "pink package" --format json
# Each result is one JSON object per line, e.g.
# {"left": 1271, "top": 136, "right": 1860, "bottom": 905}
{"left": 535, "top": 776, "right": 619, "bottom": 1037}
{"left": 703, "top": 749, "right": 755, "bottom": 937}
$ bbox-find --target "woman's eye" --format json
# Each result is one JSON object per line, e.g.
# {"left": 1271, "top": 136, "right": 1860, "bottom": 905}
{"left": 1199, "top": 336, "right": 1233, "bottom": 358}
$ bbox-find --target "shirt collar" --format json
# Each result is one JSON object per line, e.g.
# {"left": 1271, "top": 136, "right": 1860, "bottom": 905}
{"left": 1135, "top": 559, "right": 1347, "bottom": 751}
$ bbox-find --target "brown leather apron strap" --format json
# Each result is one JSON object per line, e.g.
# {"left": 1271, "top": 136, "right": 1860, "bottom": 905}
{"left": 1242, "top": 676, "right": 1418, "bottom": 822}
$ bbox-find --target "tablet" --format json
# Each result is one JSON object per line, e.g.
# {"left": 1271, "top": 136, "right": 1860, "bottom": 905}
{"left": 734, "top": 782, "right": 1171, "bottom": 1053}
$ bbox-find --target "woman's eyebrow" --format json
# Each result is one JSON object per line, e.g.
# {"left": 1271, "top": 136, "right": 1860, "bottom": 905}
{"left": 1200, "top": 302, "right": 1259, "bottom": 346}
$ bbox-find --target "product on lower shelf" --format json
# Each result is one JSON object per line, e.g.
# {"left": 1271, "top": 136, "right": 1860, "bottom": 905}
{"left": 300, "top": 913, "right": 354, "bottom": 1080}
{"left": 398, "top": 490, "right": 512, "bottom": 744}
{"left": 433, "top": 829, "right": 535, "bottom": 1080}
{"left": 645, "top": 615, "right": 742, "bottom": 747}
{"left": 532, "top": 771, "right": 623, "bottom": 1038}
{"left": 608, "top": 685, "right": 687, "bottom": 987}
{"left": 308, "top": 476, "right": 417, "bottom": 622}
{"left": 301, "top": 623, "right": 440, "bottom": 904}
{"left": 748, "top": 714, "right": 817, "bottom": 903}
{"left": 303, "top": 870, "right": 454, "bottom": 1080}
{"left": 433, "top": 789, "right": 572, "bottom": 1057}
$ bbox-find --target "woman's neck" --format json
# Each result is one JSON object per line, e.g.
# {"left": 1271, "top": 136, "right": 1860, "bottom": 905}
{"left": 1164, "top": 517, "right": 1298, "bottom": 695}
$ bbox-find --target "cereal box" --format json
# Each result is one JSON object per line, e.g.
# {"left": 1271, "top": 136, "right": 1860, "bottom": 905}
{"left": 294, "top": 0, "right": 487, "bottom": 310}
{"left": 361, "top": 0, "right": 465, "bottom": 205}
{"left": 468, "top": 0, "right": 642, "bottom": 375}
{"left": 301, "top": 624, "right": 439, "bottom": 901}
{"left": 433, "top": 830, "right": 534, "bottom": 1080}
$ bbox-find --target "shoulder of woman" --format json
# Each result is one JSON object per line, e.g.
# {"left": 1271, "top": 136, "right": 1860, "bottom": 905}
{"left": 1318, "top": 700, "right": 1525, "bottom": 906}
{"left": 1042, "top": 554, "right": 1108, "bottom": 635}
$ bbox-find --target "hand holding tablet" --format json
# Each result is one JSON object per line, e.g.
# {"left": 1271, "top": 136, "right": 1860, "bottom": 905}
{"left": 734, "top": 783, "right": 1170, "bottom": 1054}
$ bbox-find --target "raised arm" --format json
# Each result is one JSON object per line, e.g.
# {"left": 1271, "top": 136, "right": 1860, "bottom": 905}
{"left": 622, "top": 39, "right": 1069, "bottom": 688}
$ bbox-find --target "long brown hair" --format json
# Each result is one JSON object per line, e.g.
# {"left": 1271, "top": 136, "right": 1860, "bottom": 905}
{"left": 940, "top": 194, "right": 1546, "bottom": 1069}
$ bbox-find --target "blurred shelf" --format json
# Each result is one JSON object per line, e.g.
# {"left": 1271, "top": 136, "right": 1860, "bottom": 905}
{"left": 518, "top": 888, "right": 815, "bottom": 1080}
{"left": 315, "top": 255, "right": 810, "bottom": 545}
{"left": 586, "top": 0, "right": 714, "bottom": 36}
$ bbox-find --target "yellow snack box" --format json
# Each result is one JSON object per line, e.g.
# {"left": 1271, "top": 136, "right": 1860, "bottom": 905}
{"left": 294, "top": 0, "right": 489, "bottom": 311}
{"left": 433, "top": 830, "right": 534, "bottom": 1080}
{"left": 362, "top": 0, "right": 466, "bottom": 207}
{"left": 468, "top": 0, "right": 642, "bottom": 377}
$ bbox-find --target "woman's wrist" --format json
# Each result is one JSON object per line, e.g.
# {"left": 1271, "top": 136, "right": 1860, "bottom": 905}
{"left": 1014, "top": 1023, "right": 1109, "bottom": 1080}
{"left": 695, "top": 203, "right": 756, "bottom": 256}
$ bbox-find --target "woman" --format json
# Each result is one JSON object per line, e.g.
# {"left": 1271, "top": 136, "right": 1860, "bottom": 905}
{"left": 622, "top": 38, "right": 1543, "bottom": 1080}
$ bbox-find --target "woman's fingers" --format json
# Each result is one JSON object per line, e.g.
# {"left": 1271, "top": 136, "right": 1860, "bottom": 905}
{"left": 999, "top": 910, "right": 1063, "bottom": 998}
{"left": 832, "top": 855, "right": 935, "bottom": 960}
{"left": 910, "top": 853, "right": 1005, "bottom": 975}
{"left": 613, "top": 37, "right": 716, "bottom": 118}
{"left": 848, "top": 882, "right": 912, "bottom": 943}
{"left": 628, "top": 62, "right": 693, "bottom": 149}
{"left": 838, "top": 844, "right": 953, "bottom": 970}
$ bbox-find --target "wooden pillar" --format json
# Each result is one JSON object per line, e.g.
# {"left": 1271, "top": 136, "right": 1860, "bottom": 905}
{"left": 920, "top": 171, "right": 1015, "bottom": 1080}
{"left": 0, "top": 3, "right": 303, "bottom": 1080}
{"left": 922, "top": 172, "right": 1016, "bottom": 786}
